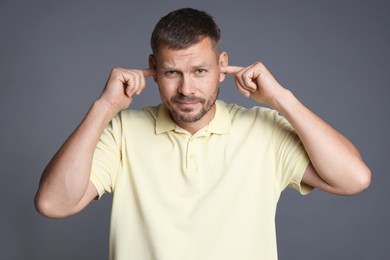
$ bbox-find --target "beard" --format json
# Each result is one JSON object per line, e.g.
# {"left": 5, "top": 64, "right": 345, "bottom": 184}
{"left": 163, "top": 87, "right": 219, "bottom": 124}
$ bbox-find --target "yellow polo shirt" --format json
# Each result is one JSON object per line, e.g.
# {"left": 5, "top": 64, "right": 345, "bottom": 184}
{"left": 90, "top": 100, "right": 311, "bottom": 260}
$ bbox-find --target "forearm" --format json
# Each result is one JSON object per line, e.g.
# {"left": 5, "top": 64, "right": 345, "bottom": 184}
{"left": 35, "top": 98, "right": 118, "bottom": 216}
{"left": 272, "top": 89, "right": 371, "bottom": 194}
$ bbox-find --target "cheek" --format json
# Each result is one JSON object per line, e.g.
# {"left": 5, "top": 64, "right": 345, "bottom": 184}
{"left": 201, "top": 75, "right": 220, "bottom": 92}
{"left": 158, "top": 78, "right": 178, "bottom": 96}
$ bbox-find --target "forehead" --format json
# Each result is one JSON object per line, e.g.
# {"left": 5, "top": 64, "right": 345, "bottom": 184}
{"left": 155, "top": 38, "right": 218, "bottom": 68}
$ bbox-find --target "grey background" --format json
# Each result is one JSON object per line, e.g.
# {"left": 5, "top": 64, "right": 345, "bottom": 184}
{"left": 1, "top": 0, "right": 389, "bottom": 259}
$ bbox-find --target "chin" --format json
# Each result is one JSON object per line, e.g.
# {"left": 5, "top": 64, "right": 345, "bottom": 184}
{"left": 172, "top": 110, "right": 204, "bottom": 123}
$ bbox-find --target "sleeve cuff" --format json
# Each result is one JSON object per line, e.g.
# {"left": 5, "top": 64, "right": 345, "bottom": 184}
{"left": 288, "top": 155, "right": 314, "bottom": 195}
{"left": 90, "top": 173, "right": 106, "bottom": 200}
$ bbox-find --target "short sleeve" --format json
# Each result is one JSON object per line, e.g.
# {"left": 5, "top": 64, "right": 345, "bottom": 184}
{"left": 90, "top": 115, "right": 122, "bottom": 198}
{"left": 272, "top": 113, "right": 313, "bottom": 195}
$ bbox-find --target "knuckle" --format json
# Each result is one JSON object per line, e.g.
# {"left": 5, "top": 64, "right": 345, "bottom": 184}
{"left": 112, "top": 67, "right": 122, "bottom": 73}
{"left": 254, "top": 61, "right": 264, "bottom": 68}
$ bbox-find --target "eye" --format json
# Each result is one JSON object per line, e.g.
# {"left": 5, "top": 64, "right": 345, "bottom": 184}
{"left": 164, "top": 70, "right": 178, "bottom": 77}
{"left": 196, "top": 69, "right": 206, "bottom": 74}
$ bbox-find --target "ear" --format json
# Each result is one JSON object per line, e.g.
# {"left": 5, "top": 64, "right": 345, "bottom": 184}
{"left": 148, "top": 54, "right": 158, "bottom": 83}
{"left": 218, "top": 52, "right": 228, "bottom": 82}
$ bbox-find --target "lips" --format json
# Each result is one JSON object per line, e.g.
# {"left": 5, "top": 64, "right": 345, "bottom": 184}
{"left": 176, "top": 101, "right": 199, "bottom": 112}
{"left": 177, "top": 100, "right": 198, "bottom": 105}
{"left": 172, "top": 95, "right": 204, "bottom": 105}
{"left": 170, "top": 95, "right": 204, "bottom": 112}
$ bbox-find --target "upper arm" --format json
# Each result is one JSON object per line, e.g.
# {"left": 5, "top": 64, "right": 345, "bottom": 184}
{"left": 69, "top": 181, "right": 99, "bottom": 216}
{"left": 302, "top": 162, "right": 371, "bottom": 196}
{"left": 301, "top": 163, "right": 349, "bottom": 196}
{"left": 35, "top": 181, "right": 99, "bottom": 219}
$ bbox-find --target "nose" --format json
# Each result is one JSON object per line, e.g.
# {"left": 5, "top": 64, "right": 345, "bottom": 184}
{"left": 178, "top": 74, "right": 196, "bottom": 96}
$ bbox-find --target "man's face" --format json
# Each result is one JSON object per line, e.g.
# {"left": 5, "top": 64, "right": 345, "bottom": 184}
{"left": 151, "top": 38, "right": 227, "bottom": 128}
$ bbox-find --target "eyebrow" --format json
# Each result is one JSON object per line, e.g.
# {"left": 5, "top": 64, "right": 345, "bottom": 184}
{"left": 160, "top": 63, "right": 210, "bottom": 71}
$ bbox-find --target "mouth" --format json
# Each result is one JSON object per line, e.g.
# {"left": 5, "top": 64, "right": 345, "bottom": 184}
{"left": 171, "top": 95, "right": 204, "bottom": 110}
{"left": 177, "top": 100, "right": 199, "bottom": 106}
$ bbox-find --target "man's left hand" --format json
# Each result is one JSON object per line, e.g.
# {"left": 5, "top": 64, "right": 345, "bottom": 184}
{"left": 221, "top": 62, "right": 286, "bottom": 108}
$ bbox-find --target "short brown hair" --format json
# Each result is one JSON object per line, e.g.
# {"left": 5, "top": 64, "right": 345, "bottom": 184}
{"left": 150, "top": 8, "right": 221, "bottom": 55}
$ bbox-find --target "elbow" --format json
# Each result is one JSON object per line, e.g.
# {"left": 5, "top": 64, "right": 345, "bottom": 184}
{"left": 34, "top": 193, "right": 71, "bottom": 219}
{"left": 343, "top": 166, "right": 372, "bottom": 196}
{"left": 357, "top": 166, "right": 372, "bottom": 192}
{"left": 34, "top": 194, "right": 57, "bottom": 219}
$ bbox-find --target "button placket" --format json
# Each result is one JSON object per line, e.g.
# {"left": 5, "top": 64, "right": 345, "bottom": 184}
{"left": 186, "top": 137, "right": 197, "bottom": 174}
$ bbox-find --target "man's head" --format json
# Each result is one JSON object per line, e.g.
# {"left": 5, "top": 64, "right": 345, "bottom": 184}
{"left": 150, "top": 8, "right": 221, "bottom": 56}
{"left": 149, "top": 8, "right": 228, "bottom": 132}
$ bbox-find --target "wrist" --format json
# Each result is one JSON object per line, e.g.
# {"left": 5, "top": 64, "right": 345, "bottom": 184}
{"left": 94, "top": 98, "right": 121, "bottom": 119}
{"left": 91, "top": 98, "right": 120, "bottom": 126}
{"left": 268, "top": 88, "right": 296, "bottom": 113}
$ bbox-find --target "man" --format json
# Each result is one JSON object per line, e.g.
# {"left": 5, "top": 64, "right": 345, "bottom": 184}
{"left": 35, "top": 8, "right": 371, "bottom": 260}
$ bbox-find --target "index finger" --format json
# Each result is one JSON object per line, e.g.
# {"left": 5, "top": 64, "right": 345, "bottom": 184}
{"left": 142, "top": 69, "right": 156, "bottom": 78}
{"left": 221, "top": 66, "right": 244, "bottom": 75}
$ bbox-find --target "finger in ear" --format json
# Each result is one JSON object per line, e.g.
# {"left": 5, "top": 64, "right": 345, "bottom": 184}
{"left": 218, "top": 52, "right": 228, "bottom": 82}
{"left": 148, "top": 55, "right": 158, "bottom": 83}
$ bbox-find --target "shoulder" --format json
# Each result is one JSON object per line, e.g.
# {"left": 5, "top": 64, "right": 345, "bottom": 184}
{"left": 223, "top": 102, "right": 283, "bottom": 125}
{"left": 117, "top": 105, "right": 159, "bottom": 121}
{"left": 220, "top": 101, "right": 295, "bottom": 138}
{"left": 110, "top": 105, "right": 160, "bottom": 132}
{"left": 119, "top": 105, "right": 158, "bottom": 119}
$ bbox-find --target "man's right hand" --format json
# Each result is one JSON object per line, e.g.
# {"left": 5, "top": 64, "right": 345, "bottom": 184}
{"left": 99, "top": 68, "right": 156, "bottom": 113}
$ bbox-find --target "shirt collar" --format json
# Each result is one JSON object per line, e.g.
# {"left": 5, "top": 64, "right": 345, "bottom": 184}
{"left": 155, "top": 100, "right": 231, "bottom": 135}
